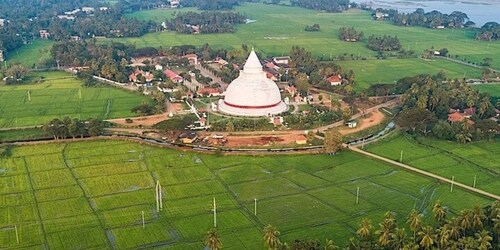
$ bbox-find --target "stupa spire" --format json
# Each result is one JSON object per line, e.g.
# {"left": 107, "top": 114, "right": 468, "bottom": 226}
{"left": 243, "top": 49, "right": 262, "bottom": 73}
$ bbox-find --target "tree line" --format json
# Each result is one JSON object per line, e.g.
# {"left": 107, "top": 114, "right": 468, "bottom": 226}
{"left": 394, "top": 73, "right": 499, "bottom": 142}
{"left": 203, "top": 200, "right": 499, "bottom": 249}
{"left": 42, "top": 117, "right": 104, "bottom": 139}
{"left": 290, "top": 0, "right": 350, "bottom": 13}
{"left": 367, "top": 35, "right": 401, "bottom": 52}
{"left": 180, "top": 0, "right": 246, "bottom": 10}
{"left": 165, "top": 11, "right": 247, "bottom": 34}
{"left": 373, "top": 8, "right": 472, "bottom": 29}
{"left": 476, "top": 22, "right": 500, "bottom": 41}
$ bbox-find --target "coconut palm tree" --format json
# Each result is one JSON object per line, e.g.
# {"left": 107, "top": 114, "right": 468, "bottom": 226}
{"left": 324, "top": 239, "right": 339, "bottom": 250}
{"left": 204, "top": 228, "right": 222, "bottom": 250}
{"left": 432, "top": 201, "right": 448, "bottom": 224}
{"left": 458, "top": 210, "right": 473, "bottom": 233}
{"left": 475, "top": 230, "right": 492, "bottom": 250}
{"left": 417, "top": 225, "right": 435, "bottom": 249}
{"left": 436, "top": 223, "right": 451, "bottom": 249}
{"left": 389, "top": 228, "right": 407, "bottom": 249}
{"left": 263, "top": 224, "right": 280, "bottom": 250}
{"left": 471, "top": 206, "right": 486, "bottom": 230}
{"left": 407, "top": 210, "right": 422, "bottom": 241}
{"left": 448, "top": 218, "right": 462, "bottom": 240}
{"left": 376, "top": 212, "right": 397, "bottom": 247}
{"left": 356, "top": 218, "right": 373, "bottom": 240}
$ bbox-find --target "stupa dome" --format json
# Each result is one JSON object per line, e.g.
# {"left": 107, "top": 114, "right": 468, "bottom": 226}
{"left": 218, "top": 50, "right": 287, "bottom": 116}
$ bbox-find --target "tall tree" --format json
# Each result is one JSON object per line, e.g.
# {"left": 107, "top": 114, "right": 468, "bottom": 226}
{"left": 263, "top": 225, "right": 280, "bottom": 250}
{"left": 204, "top": 228, "right": 222, "bottom": 250}
{"left": 323, "top": 128, "right": 342, "bottom": 154}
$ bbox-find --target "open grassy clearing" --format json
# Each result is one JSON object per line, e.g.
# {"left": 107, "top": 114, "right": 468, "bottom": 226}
{"left": 473, "top": 84, "right": 500, "bottom": 102}
{"left": 121, "top": 3, "right": 500, "bottom": 70}
{"left": 0, "top": 140, "right": 493, "bottom": 248}
{"left": 0, "top": 71, "right": 150, "bottom": 128}
{"left": 365, "top": 133, "right": 500, "bottom": 195}
{"left": 337, "top": 58, "right": 482, "bottom": 90}
{"left": 4, "top": 40, "right": 53, "bottom": 68}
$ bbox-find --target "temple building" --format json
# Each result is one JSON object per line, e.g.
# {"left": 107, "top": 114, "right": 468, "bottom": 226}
{"left": 218, "top": 50, "right": 287, "bottom": 116}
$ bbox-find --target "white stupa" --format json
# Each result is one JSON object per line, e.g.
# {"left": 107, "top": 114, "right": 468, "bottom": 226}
{"left": 218, "top": 50, "right": 287, "bottom": 116}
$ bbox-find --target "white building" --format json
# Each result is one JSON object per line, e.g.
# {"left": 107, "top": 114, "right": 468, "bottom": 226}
{"left": 218, "top": 50, "right": 288, "bottom": 116}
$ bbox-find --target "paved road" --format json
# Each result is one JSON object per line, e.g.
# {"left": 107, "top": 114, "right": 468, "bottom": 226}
{"left": 349, "top": 146, "right": 500, "bottom": 201}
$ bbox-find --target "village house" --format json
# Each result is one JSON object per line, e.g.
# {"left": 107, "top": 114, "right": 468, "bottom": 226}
{"left": 285, "top": 85, "right": 297, "bottom": 96}
{"left": 178, "top": 131, "right": 197, "bottom": 144}
{"left": 182, "top": 54, "right": 199, "bottom": 65}
{"left": 295, "top": 134, "right": 308, "bottom": 145}
{"left": 70, "top": 36, "right": 81, "bottom": 41}
{"left": 99, "top": 7, "right": 109, "bottom": 11}
{"left": 215, "top": 57, "right": 228, "bottom": 68}
{"left": 273, "top": 56, "right": 291, "bottom": 66}
{"left": 0, "top": 19, "right": 6, "bottom": 27}
{"left": 170, "top": 0, "right": 180, "bottom": 8}
{"left": 326, "top": 75, "right": 343, "bottom": 86}
{"left": 197, "top": 87, "right": 222, "bottom": 97}
{"left": 164, "top": 69, "right": 183, "bottom": 83}
{"left": 129, "top": 70, "right": 154, "bottom": 83}
{"left": 447, "top": 109, "right": 476, "bottom": 125}
{"left": 270, "top": 116, "right": 284, "bottom": 126}
{"left": 39, "top": 30, "right": 50, "bottom": 39}
{"left": 346, "top": 120, "right": 358, "bottom": 128}
{"left": 264, "top": 68, "right": 280, "bottom": 81}
{"left": 81, "top": 7, "right": 95, "bottom": 13}
{"left": 155, "top": 64, "right": 163, "bottom": 71}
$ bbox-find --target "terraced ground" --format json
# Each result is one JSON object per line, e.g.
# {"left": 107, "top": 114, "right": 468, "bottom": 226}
{"left": 0, "top": 71, "right": 150, "bottom": 128}
{"left": 0, "top": 140, "right": 494, "bottom": 249}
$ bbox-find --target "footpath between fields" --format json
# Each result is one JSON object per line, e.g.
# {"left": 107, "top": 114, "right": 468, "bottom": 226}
{"left": 349, "top": 146, "right": 500, "bottom": 201}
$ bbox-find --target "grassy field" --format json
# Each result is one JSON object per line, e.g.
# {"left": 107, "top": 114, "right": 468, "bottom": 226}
{"left": 0, "top": 140, "right": 494, "bottom": 249}
{"left": 122, "top": 3, "right": 500, "bottom": 70}
{"left": 4, "top": 40, "right": 53, "bottom": 68}
{"left": 337, "top": 58, "right": 482, "bottom": 89}
{"left": 366, "top": 133, "right": 500, "bottom": 195}
{"left": 0, "top": 71, "right": 150, "bottom": 128}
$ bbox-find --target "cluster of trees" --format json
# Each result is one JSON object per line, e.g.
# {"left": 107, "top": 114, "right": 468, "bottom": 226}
{"left": 367, "top": 35, "right": 401, "bottom": 52}
{"left": 304, "top": 24, "right": 320, "bottom": 32}
{"left": 374, "top": 8, "right": 473, "bottom": 29}
{"left": 180, "top": 0, "right": 246, "bottom": 10}
{"left": 338, "top": 27, "right": 363, "bottom": 42}
{"left": 3, "top": 63, "right": 30, "bottom": 83}
{"left": 476, "top": 22, "right": 500, "bottom": 41}
{"left": 0, "top": 0, "right": 154, "bottom": 54}
{"left": 395, "top": 74, "right": 499, "bottom": 142}
{"left": 165, "top": 11, "right": 247, "bottom": 34}
{"left": 42, "top": 117, "right": 104, "bottom": 139}
{"left": 204, "top": 200, "right": 500, "bottom": 249}
{"left": 290, "top": 0, "right": 350, "bottom": 12}
{"left": 209, "top": 118, "right": 271, "bottom": 132}
{"left": 51, "top": 40, "right": 135, "bottom": 82}
{"left": 284, "top": 106, "right": 342, "bottom": 129}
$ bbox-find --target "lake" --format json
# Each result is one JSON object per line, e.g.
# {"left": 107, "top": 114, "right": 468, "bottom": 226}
{"left": 368, "top": 0, "right": 500, "bottom": 26}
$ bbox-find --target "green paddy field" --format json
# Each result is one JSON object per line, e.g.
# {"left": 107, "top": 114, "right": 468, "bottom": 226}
{"left": 0, "top": 71, "right": 149, "bottom": 128}
{"left": 0, "top": 140, "right": 494, "bottom": 249}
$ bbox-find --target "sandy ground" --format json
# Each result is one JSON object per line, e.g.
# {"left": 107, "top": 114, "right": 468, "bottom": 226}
{"left": 106, "top": 103, "right": 184, "bottom": 127}
{"left": 339, "top": 109, "right": 385, "bottom": 135}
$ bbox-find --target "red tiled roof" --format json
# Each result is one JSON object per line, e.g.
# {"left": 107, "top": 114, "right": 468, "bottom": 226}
{"left": 448, "top": 112, "right": 465, "bottom": 122}
{"left": 198, "top": 87, "right": 220, "bottom": 95}
{"left": 327, "top": 75, "right": 342, "bottom": 83}
{"left": 164, "top": 69, "right": 182, "bottom": 81}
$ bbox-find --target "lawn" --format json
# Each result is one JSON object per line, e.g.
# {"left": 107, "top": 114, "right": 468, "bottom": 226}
{"left": 0, "top": 139, "right": 494, "bottom": 249}
{"left": 365, "top": 133, "right": 500, "bottom": 195}
{"left": 0, "top": 71, "right": 150, "bottom": 128}
{"left": 119, "top": 3, "right": 500, "bottom": 71}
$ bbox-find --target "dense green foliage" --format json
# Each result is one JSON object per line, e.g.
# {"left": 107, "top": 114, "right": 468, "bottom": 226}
{"left": 395, "top": 74, "right": 498, "bottom": 142}
{"left": 375, "top": 8, "right": 471, "bottom": 29}
{"left": 476, "top": 22, "right": 500, "bottom": 41}
{"left": 339, "top": 26, "right": 363, "bottom": 42}
{"left": 0, "top": 140, "right": 493, "bottom": 248}
{"left": 304, "top": 24, "right": 320, "bottom": 32}
{"left": 42, "top": 117, "right": 104, "bottom": 139}
{"left": 290, "top": 0, "right": 349, "bottom": 12}
{"left": 165, "top": 11, "right": 247, "bottom": 34}
{"left": 181, "top": 0, "right": 246, "bottom": 10}
{"left": 367, "top": 35, "right": 401, "bottom": 52}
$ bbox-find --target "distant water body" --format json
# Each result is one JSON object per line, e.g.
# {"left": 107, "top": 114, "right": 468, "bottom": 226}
{"left": 368, "top": 0, "right": 500, "bottom": 26}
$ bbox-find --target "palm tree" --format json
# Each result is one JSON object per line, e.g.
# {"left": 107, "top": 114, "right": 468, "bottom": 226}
{"left": 471, "top": 206, "right": 486, "bottom": 230}
{"left": 475, "top": 230, "right": 492, "bottom": 250}
{"left": 389, "top": 228, "right": 407, "bottom": 249}
{"left": 436, "top": 224, "right": 451, "bottom": 249}
{"left": 417, "top": 225, "right": 435, "bottom": 249}
{"left": 407, "top": 210, "right": 422, "bottom": 241}
{"left": 324, "top": 239, "right": 339, "bottom": 250}
{"left": 356, "top": 218, "right": 373, "bottom": 240}
{"left": 432, "top": 201, "right": 448, "bottom": 224}
{"left": 263, "top": 224, "right": 280, "bottom": 250}
{"left": 458, "top": 210, "right": 473, "bottom": 232}
{"left": 448, "top": 218, "right": 462, "bottom": 240}
{"left": 376, "top": 212, "right": 396, "bottom": 247}
{"left": 204, "top": 228, "right": 222, "bottom": 250}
